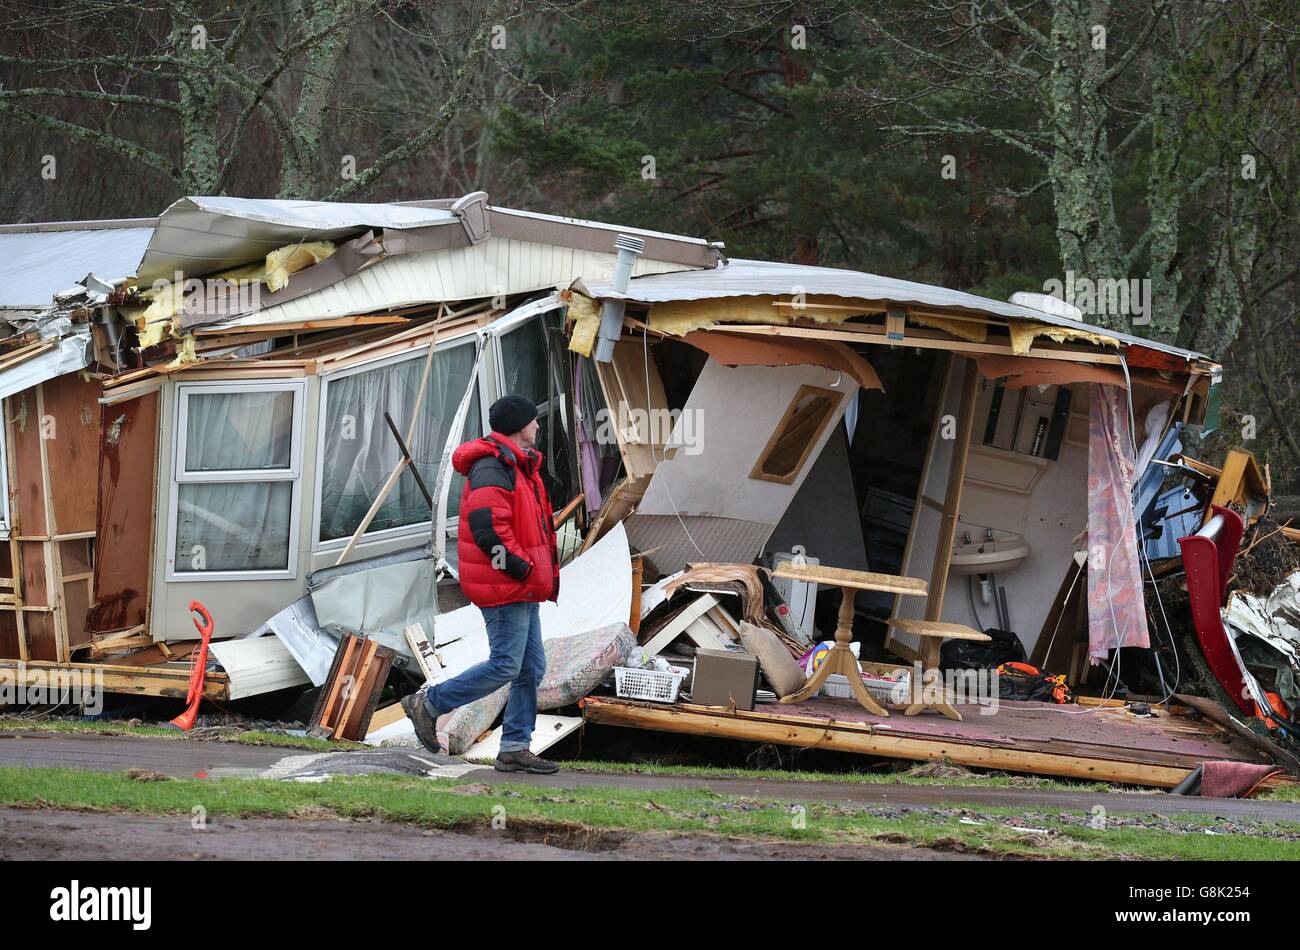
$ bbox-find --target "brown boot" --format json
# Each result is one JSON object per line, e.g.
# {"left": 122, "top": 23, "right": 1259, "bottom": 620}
{"left": 400, "top": 689, "right": 443, "bottom": 755}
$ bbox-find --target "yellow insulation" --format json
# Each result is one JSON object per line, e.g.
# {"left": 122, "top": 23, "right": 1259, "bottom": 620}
{"left": 648, "top": 295, "right": 877, "bottom": 336}
{"left": 567, "top": 293, "right": 601, "bottom": 356}
{"left": 908, "top": 313, "right": 988, "bottom": 344}
{"left": 165, "top": 335, "right": 198, "bottom": 369}
{"left": 265, "top": 241, "right": 336, "bottom": 292}
{"left": 128, "top": 240, "right": 337, "bottom": 345}
{"left": 1006, "top": 319, "right": 1117, "bottom": 355}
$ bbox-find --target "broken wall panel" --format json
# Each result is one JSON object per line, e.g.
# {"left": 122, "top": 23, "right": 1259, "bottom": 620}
{"left": 87, "top": 391, "right": 158, "bottom": 635}
{"left": 0, "top": 613, "right": 18, "bottom": 660}
{"left": 8, "top": 389, "right": 47, "bottom": 536}
{"left": 41, "top": 373, "right": 102, "bottom": 533}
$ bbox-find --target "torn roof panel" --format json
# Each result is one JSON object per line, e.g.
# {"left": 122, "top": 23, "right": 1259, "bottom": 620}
{"left": 587, "top": 258, "right": 1213, "bottom": 365}
{"left": 0, "top": 225, "right": 154, "bottom": 310}
{"left": 204, "top": 238, "right": 698, "bottom": 331}
{"left": 137, "top": 196, "right": 460, "bottom": 286}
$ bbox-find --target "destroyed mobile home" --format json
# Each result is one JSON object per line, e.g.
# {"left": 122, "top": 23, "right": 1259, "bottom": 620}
{"left": 0, "top": 193, "right": 1297, "bottom": 793}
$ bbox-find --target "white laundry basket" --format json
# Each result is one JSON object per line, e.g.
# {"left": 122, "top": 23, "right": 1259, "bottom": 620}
{"left": 613, "top": 665, "right": 689, "bottom": 703}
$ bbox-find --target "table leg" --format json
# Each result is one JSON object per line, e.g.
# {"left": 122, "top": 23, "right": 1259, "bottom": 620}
{"left": 779, "top": 586, "right": 888, "bottom": 716}
{"left": 904, "top": 665, "right": 963, "bottom": 721}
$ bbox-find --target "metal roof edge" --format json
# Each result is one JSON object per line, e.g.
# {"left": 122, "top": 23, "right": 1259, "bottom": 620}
{"left": 0, "top": 218, "right": 157, "bottom": 234}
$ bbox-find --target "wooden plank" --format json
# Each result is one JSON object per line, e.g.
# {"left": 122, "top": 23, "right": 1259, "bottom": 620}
{"left": 923, "top": 358, "right": 979, "bottom": 669}
{"left": 640, "top": 594, "right": 722, "bottom": 656}
{"left": 1210, "top": 450, "right": 1250, "bottom": 510}
{"left": 4, "top": 399, "right": 26, "bottom": 662}
{"left": 403, "top": 622, "right": 441, "bottom": 681}
{"left": 581, "top": 698, "right": 1203, "bottom": 788}
{"left": 773, "top": 562, "right": 928, "bottom": 596}
{"left": 312, "top": 636, "right": 360, "bottom": 733}
{"left": 890, "top": 618, "right": 990, "bottom": 642}
{"left": 629, "top": 555, "right": 644, "bottom": 634}
{"left": 9, "top": 389, "right": 48, "bottom": 545}
{"left": 579, "top": 475, "right": 649, "bottom": 554}
{"left": 368, "top": 702, "right": 408, "bottom": 733}
{"left": 0, "top": 657, "right": 227, "bottom": 700}
{"left": 310, "top": 634, "right": 396, "bottom": 741}
{"left": 715, "top": 322, "right": 1126, "bottom": 365}
{"left": 33, "top": 384, "right": 69, "bottom": 662}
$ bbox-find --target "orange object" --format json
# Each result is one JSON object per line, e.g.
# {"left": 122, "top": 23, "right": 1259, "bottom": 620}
{"left": 169, "top": 601, "right": 214, "bottom": 731}
{"left": 1255, "top": 691, "right": 1289, "bottom": 731}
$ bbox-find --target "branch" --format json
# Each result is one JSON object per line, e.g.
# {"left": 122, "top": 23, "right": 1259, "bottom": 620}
{"left": 321, "top": 3, "right": 508, "bottom": 201}
{"left": 0, "top": 86, "right": 179, "bottom": 112}
{"left": 0, "top": 99, "right": 179, "bottom": 184}
{"left": 1097, "top": 3, "right": 1169, "bottom": 90}
{"left": 714, "top": 79, "right": 795, "bottom": 118}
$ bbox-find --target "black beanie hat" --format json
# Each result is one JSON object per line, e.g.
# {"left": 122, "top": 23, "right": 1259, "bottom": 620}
{"left": 489, "top": 394, "right": 539, "bottom": 435}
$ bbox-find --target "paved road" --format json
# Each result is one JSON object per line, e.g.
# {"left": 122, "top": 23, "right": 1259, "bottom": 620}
{"left": 3, "top": 729, "right": 1299, "bottom": 822}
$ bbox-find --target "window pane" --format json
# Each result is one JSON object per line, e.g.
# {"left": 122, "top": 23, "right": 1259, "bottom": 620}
{"left": 499, "top": 319, "right": 552, "bottom": 404}
{"left": 319, "top": 344, "right": 479, "bottom": 542}
{"left": 753, "top": 386, "right": 837, "bottom": 483}
{"left": 534, "top": 408, "right": 572, "bottom": 507}
{"left": 175, "top": 481, "right": 292, "bottom": 572}
{"left": 185, "top": 389, "right": 294, "bottom": 472}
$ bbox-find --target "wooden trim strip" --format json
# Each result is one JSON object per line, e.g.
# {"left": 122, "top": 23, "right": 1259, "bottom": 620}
{"left": 580, "top": 697, "right": 1233, "bottom": 788}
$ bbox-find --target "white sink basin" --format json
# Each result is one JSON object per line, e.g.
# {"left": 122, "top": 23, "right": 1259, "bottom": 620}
{"left": 950, "top": 534, "right": 1029, "bottom": 575}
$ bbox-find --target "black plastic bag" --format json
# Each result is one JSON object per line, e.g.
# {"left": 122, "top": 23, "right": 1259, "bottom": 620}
{"left": 940, "top": 627, "right": 1026, "bottom": 671}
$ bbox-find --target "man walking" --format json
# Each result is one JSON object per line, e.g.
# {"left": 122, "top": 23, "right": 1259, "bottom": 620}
{"left": 401, "top": 395, "right": 561, "bottom": 774}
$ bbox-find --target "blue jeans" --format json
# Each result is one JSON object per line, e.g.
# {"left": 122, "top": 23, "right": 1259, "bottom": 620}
{"left": 424, "top": 601, "right": 545, "bottom": 754}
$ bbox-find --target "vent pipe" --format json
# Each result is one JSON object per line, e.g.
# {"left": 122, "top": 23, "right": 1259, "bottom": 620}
{"left": 593, "top": 234, "right": 645, "bottom": 363}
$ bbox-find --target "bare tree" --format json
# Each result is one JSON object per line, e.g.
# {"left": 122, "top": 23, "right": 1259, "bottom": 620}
{"left": 0, "top": 0, "right": 517, "bottom": 200}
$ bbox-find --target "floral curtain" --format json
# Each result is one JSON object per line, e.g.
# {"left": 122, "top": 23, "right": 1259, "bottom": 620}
{"left": 1087, "top": 383, "right": 1150, "bottom": 662}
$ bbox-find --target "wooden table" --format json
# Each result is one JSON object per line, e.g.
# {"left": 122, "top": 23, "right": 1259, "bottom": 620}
{"left": 889, "top": 618, "right": 990, "bottom": 721}
{"left": 773, "top": 563, "right": 928, "bottom": 716}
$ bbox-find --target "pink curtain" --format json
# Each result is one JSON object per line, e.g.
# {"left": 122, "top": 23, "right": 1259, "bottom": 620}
{"left": 1087, "top": 384, "right": 1150, "bottom": 662}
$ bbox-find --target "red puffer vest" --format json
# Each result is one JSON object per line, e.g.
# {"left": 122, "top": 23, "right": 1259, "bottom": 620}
{"left": 453, "top": 432, "right": 560, "bottom": 608}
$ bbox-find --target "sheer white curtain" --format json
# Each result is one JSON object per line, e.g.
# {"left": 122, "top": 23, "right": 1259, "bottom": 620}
{"left": 174, "top": 388, "right": 296, "bottom": 572}
{"left": 319, "top": 343, "right": 480, "bottom": 543}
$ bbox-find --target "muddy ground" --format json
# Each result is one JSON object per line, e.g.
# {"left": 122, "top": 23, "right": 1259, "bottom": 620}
{"left": 0, "top": 806, "right": 981, "bottom": 861}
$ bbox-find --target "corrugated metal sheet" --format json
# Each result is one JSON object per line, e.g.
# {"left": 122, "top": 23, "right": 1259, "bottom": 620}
{"left": 0, "top": 227, "right": 153, "bottom": 308}
{"left": 623, "top": 513, "right": 775, "bottom": 576}
{"left": 588, "top": 258, "right": 1210, "bottom": 362}
{"left": 216, "top": 237, "right": 696, "bottom": 329}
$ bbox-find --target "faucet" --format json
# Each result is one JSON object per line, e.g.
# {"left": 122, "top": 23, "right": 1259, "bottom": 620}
{"left": 985, "top": 527, "right": 994, "bottom": 542}
{"left": 962, "top": 531, "right": 971, "bottom": 545}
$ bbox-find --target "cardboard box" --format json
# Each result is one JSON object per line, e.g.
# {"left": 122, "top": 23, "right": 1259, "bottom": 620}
{"left": 692, "top": 648, "right": 760, "bottom": 710}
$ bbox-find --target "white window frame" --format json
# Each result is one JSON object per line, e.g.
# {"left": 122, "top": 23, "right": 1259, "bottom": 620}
{"left": 492, "top": 317, "right": 569, "bottom": 500}
{"left": 312, "top": 337, "right": 489, "bottom": 553}
{"left": 166, "top": 379, "right": 307, "bottom": 582}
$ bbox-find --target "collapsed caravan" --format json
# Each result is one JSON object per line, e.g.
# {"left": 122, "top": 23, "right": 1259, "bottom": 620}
{"left": 557, "top": 259, "right": 1293, "bottom": 787}
{"left": 0, "top": 198, "right": 1293, "bottom": 790}
{"left": 0, "top": 195, "right": 719, "bottom": 699}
